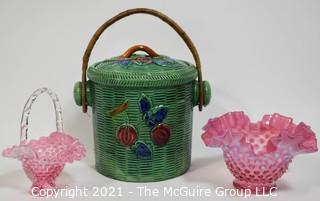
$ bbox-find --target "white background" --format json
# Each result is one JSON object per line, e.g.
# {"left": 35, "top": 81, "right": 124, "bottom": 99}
{"left": 0, "top": 0, "right": 319, "bottom": 200}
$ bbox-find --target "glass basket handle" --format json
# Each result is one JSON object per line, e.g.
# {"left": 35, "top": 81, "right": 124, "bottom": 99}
{"left": 20, "top": 88, "right": 63, "bottom": 143}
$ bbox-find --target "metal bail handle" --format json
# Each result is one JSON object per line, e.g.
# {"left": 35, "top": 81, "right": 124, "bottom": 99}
{"left": 20, "top": 88, "right": 63, "bottom": 143}
{"left": 81, "top": 8, "right": 205, "bottom": 113}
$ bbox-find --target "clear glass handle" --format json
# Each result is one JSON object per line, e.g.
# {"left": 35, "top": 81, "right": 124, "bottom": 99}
{"left": 20, "top": 88, "right": 63, "bottom": 142}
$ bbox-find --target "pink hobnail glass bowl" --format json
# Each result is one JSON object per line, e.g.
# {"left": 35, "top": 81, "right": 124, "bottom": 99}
{"left": 2, "top": 132, "right": 85, "bottom": 192}
{"left": 2, "top": 88, "right": 86, "bottom": 194}
{"left": 202, "top": 112, "right": 318, "bottom": 193}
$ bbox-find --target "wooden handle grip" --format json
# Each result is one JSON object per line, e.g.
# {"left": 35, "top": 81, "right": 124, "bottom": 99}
{"left": 81, "top": 8, "right": 204, "bottom": 112}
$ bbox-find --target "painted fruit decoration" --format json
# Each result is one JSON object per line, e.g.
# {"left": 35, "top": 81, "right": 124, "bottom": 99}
{"left": 151, "top": 124, "right": 171, "bottom": 146}
{"left": 117, "top": 124, "right": 137, "bottom": 146}
{"left": 135, "top": 142, "right": 152, "bottom": 158}
{"left": 112, "top": 94, "right": 171, "bottom": 158}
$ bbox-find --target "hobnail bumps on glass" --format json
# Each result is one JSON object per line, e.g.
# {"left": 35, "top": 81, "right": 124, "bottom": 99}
{"left": 202, "top": 111, "right": 318, "bottom": 193}
{"left": 3, "top": 132, "right": 85, "bottom": 191}
{"left": 2, "top": 88, "right": 86, "bottom": 194}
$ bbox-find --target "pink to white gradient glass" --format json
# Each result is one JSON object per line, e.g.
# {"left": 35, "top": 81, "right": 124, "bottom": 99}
{"left": 202, "top": 112, "right": 318, "bottom": 193}
{"left": 2, "top": 88, "right": 86, "bottom": 194}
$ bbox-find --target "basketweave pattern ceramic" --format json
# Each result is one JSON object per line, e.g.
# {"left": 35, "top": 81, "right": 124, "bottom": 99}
{"left": 74, "top": 8, "right": 211, "bottom": 182}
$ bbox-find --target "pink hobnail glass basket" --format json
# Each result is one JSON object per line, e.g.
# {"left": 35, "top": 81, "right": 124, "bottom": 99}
{"left": 202, "top": 111, "right": 318, "bottom": 193}
{"left": 2, "top": 88, "right": 86, "bottom": 193}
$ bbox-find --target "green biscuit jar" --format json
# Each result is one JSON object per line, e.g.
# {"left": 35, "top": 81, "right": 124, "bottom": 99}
{"left": 73, "top": 8, "right": 211, "bottom": 182}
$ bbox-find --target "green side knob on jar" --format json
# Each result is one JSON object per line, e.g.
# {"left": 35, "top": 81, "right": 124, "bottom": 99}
{"left": 74, "top": 80, "right": 212, "bottom": 108}
{"left": 73, "top": 81, "right": 92, "bottom": 107}
{"left": 193, "top": 80, "right": 211, "bottom": 107}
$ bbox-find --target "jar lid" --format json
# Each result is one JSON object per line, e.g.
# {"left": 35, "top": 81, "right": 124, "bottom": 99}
{"left": 87, "top": 54, "right": 197, "bottom": 87}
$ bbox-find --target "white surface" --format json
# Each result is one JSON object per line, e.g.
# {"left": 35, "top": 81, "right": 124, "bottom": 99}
{"left": 0, "top": 0, "right": 319, "bottom": 200}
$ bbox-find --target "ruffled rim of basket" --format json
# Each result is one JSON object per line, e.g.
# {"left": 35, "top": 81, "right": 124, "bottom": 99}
{"left": 2, "top": 132, "right": 86, "bottom": 163}
{"left": 201, "top": 111, "right": 318, "bottom": 155}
